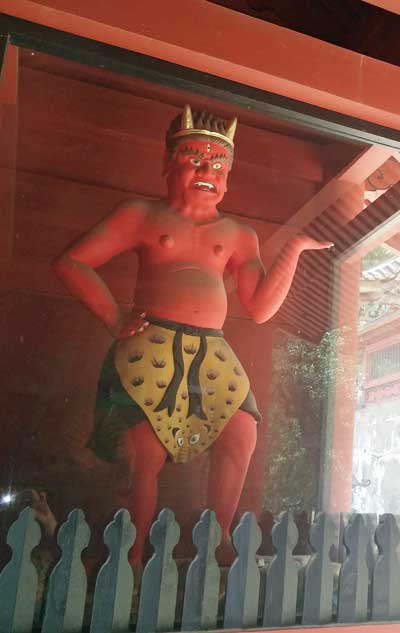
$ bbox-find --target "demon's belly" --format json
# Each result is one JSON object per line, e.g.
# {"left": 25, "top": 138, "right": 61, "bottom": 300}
{"left": 134, "top": 267, "right": 228, "bottom": 328}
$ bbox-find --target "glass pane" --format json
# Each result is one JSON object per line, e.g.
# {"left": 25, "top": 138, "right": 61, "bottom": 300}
{"left": 1, "top": 45, "right": 399, "bottom": 585}
{"left": 353, "top": 231, "right": 400, "bottom": 513}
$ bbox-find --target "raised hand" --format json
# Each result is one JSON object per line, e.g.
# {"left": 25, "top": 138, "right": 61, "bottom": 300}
{"left": 290, "top": 235, "right": 334, "bottom": 252}
{"left": 29, "top": 489, "right": 58, "bottom": 538}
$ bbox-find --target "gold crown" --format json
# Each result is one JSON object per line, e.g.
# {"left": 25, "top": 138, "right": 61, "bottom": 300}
{"left": 172, "top": 104, "right": 237, "bottom": 149}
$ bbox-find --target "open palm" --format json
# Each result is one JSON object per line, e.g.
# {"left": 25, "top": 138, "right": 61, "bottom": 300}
{"left": 293, "top": 235, "right": 334, "bottom": 252}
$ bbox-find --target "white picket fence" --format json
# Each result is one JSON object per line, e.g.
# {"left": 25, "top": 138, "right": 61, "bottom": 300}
{"left": 0, "top": 507, "right": 399, "bottom": 632}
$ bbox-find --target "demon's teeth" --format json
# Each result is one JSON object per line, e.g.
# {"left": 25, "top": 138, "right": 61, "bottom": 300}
{"left": 194, "top": 181, "right": 215, "bottom": 190}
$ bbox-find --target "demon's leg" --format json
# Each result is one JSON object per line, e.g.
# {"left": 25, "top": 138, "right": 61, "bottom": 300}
{"left": 207, "top": 410, "right": 257, "bottom": 562}
{"left": 120, "top": 421, "right": 168, "bottom": 565}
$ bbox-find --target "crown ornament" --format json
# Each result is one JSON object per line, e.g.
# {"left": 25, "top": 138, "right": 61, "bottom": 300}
{"left": 172, "top": 104, "right": 237, "bottom": 148}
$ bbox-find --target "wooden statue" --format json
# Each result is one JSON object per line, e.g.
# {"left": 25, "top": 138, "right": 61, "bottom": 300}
{"left": 54, "top": 105, "right": 332, "bottom": 568}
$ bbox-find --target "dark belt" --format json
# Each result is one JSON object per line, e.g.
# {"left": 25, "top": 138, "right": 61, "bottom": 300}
{"left": 148, "top": 316, "right": 223, "bottom": 338}
{"left": 150, "top": 318, "right": 215, "bottom": 419}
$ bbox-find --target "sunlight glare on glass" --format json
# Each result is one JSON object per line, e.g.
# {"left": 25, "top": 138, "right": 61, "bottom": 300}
{"left": 1, "top": 493, "right": 14, "bottom": 505}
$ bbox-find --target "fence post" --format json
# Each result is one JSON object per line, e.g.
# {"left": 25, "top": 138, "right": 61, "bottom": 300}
{"left": 302, "top": 512, "right": 337, "bottom": 625}
{"left": 372, "top": 513, "right": 400, "bottom": 621}
{"left": 136, "top": 508, "right": 180, "bottom": 633}
{"left": 90, "top": 509, "right": 135, "bottom": 633}
{"left": 223, "top": 512, "right": 261, "bottom": 630}
{"left": 181, "top": 509, "right": 221, "bottom": 631}
{"left": 263, "top": 511, "right": 299, "bottom": 627}
{"left": 337, "top": 513, "right": 368, "bottom": 623}
{"left": 365, "top": 513, "right": 378, "bottom": 612}
{"left": 42, "top": 508, "right": 90, "bottom": 633}
{"left": 0, "top": 507, "right": 41, "bottom": 633}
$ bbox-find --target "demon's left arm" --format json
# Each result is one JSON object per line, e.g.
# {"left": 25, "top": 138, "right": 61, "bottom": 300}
{"left": 235, "top": 228, "right": 333, "bottom": 324}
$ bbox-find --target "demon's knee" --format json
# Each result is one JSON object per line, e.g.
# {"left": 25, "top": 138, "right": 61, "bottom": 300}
{"left": 212, "top": 410, "right": 257, "bottom": 467}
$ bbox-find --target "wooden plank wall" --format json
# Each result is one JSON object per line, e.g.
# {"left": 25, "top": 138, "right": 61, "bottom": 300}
{"left": 0, "top": 51, "right": 326, "bottom": 559}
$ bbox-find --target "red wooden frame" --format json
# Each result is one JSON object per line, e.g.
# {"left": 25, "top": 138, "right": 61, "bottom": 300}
{"left": 362, "top": 0, "right": 400, "bottom": 14}
{"left": 2, "top": 0, "right": 400, "bottom": 132}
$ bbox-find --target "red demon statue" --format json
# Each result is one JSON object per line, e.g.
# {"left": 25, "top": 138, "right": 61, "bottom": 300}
{"left": 54, "top": 106, "right": 332, "bottom": 568}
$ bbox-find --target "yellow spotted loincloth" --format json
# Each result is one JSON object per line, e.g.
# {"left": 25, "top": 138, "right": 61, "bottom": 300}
{"left": 113, "top": 319, "right": 254, "bottom": 463}
{"left": 88, "top": 318, "right": 260, "bottom": 464}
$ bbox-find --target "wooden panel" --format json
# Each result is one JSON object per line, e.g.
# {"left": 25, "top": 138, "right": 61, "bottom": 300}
{"left": 225, "top": 162, "right": 317, "bottom": 223}
{"left": 16, "top": 66, "right": 322, "bottom": 223}
{"left": 14, "top": 170, "right": 283, "bottom": 237}
{"left": 17, "top": 66, "right": 323, "bottom": 182}
{"left": 0, "top": 165, "right": 16, "bottom": 262}
{"left": 14, "top": 219, "right": 78, "bottom": 259}
{"left": 17, "top": 67, "right": 168, "bottom": 197}
{"left": 0, "top": 44, "right": 18, "bottom": 264}
{"left": 15, "top": 171, "right": 135, "bottom": 232}
{"left": 236, "top": 128, "right": 323, "bottom": 183}
{"left": 18, "top": 49, "right": 333, "bottom": 146}
{"left": 0, "top": 253, "right": 137, "bottom": 303}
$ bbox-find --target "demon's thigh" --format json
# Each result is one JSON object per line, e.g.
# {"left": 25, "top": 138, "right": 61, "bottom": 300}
{"left": 122, "top": 421, "right": 168, "bottom": 476}
{"left": 208, "top": 410, "right": 257, "bottom": 538}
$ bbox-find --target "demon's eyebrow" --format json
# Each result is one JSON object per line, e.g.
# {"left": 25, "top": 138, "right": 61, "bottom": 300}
{"left": 210, "top": 154, "right": 228, "bottom": 162}
{"left": 178, "top": 146, "right": 204, "bottom": 158}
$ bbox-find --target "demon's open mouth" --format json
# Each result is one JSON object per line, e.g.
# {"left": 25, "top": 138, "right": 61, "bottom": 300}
{"left": 192, "top": 181, "right": 217, "bottom": 193}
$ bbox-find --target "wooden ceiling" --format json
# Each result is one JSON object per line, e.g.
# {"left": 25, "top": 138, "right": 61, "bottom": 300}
{"left": 208, "top": 0, "right": 400, "bottom": 67}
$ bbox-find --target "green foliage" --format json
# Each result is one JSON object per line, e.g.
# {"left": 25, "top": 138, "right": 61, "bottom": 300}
{"left": 264, "top": 329, "right": 343, "bottom": 513}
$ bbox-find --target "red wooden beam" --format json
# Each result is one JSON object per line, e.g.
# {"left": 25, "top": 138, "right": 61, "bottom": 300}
{"left": 2, "top": 0, "right": 400, "bottom": 131}
{"left": 362, "top": 0, "right": 400, "bottom": 14}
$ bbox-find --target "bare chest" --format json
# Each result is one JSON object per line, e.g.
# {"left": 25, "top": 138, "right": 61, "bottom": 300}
{"left": 140, "top": 215, "right": 237, "bottom": 268}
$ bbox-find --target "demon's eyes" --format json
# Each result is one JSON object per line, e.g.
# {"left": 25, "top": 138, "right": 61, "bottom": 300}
{"left": 190, "top": 157, "right": 201, "bottom": 167}
{"left": 189, "top": 433, "right": 200, "bottom": 445}
{"left": 212, "top": 162, "right": 222, "bottom": 170}
{"left": 177, "top": 437, "right": 185, "bottom": 447}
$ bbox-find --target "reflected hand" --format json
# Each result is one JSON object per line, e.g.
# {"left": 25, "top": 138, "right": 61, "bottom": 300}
{"left": 29, "top": 489, "right": 58, "bottom": 538}
{"left": 118, "top": 312, "right": 150, "bottom": 339}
